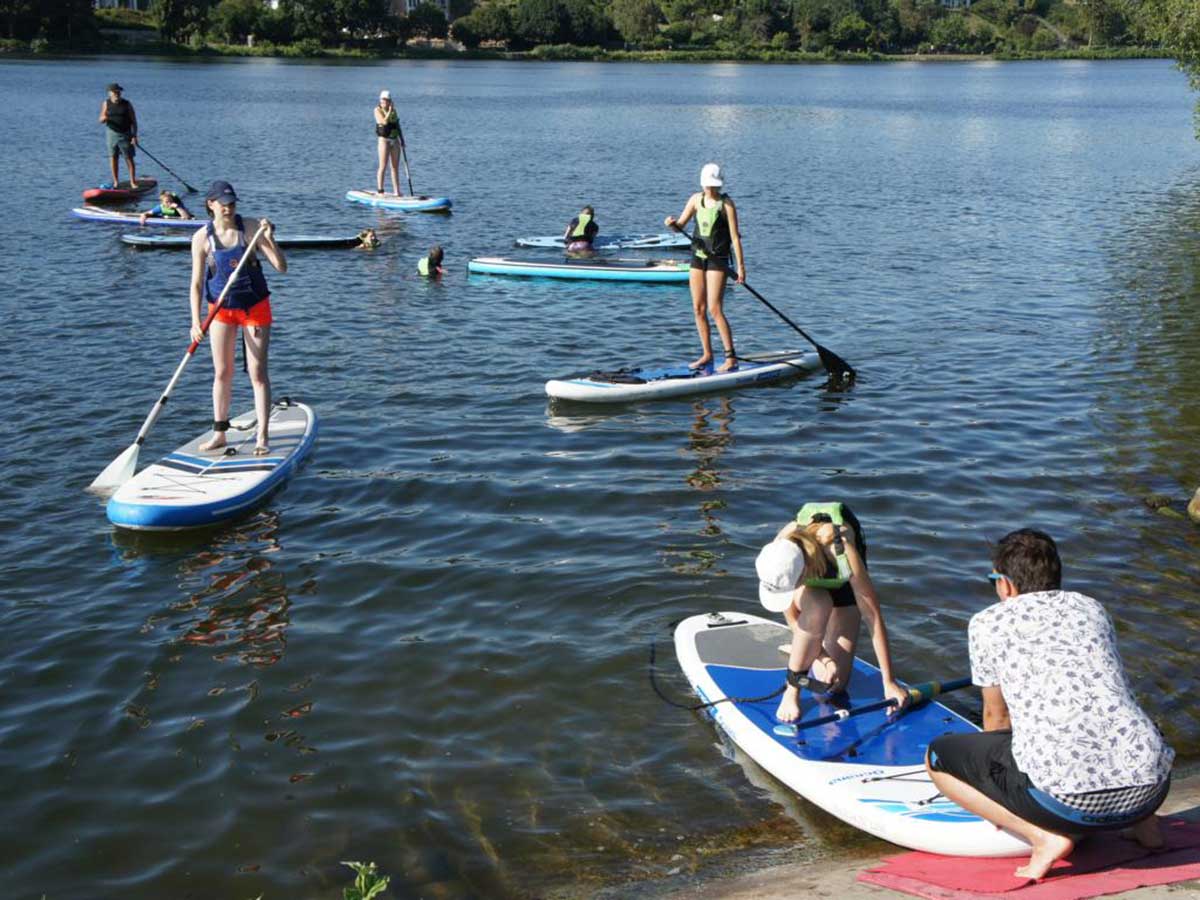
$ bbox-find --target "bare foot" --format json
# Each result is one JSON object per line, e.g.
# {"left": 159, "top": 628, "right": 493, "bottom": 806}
{"left": 254, "top": 441, "right": 270, "bottom": 457}
{"left": 129, "top": 181, "right": 139, "bottom": 189}
{"left": 1014, "top": 832, "right": 1074, "bottom": 880}
{"left": 775, "top": 686, "right": 801, "bottom": 723}
{"left": 688, "top": 355, "right": 713, "bottom": 370}
{"left": 717, "top": 356, "right": 738, "bottom": 373}
{"left": 199, "top": 433, "right": 226, "bottom": 452}
{"left": 1125, "top": 815, "right": 1166, "bottom": 850}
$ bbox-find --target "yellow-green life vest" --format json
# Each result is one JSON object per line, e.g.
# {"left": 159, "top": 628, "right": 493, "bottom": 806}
{"left": 418, "top": 256, "right": 432, "bottom": 276}
{"left": 694, "top": 194, "right": 731, "bottom": 260}
{"left": 570, "top": 212, "right": 592, "bottom": 239}
{"left": 796, "top": 502, "right": 853, "bottom": 589}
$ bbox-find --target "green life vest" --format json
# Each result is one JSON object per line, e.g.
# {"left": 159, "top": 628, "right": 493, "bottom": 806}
{"left": 418, "top": 256, "right": 432, "bottom": 276}
{"left": 694, "top": 194, "right": 731, "bottom": 260}
{"left": 570, "top": 213, "right": 592, "bottom": 239}
{"left": 796, "top": 502, "right": 853, "bottom": 589}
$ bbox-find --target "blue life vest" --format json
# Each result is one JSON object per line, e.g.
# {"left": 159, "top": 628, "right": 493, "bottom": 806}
{"left": 205, "top": 215, "right": 269, "bottom": 311}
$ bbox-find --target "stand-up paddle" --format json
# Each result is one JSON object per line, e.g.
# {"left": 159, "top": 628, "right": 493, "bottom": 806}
{"left": 399, "top": 135, "right": 415, "bottom": 197}
{"left": 89, "top": 222, "right": 268, "bottom": 493}
{"left": 671, "top": 224, "right": 856, "bottom": 379}
{"left": 136, "top": 143, "right": 198, "bottom": 194}
{"left": 772, "top": 677, "right": 971, "bottom": 735}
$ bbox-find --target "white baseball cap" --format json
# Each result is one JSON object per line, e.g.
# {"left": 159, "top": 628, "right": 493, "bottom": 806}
{"left": 756, "top": 539, "right": 805, "bottom": 612}
{"left": 380, "top": 89, "right": 391, "bottom": 101}
{"left": 700, "top": 163, "right": 724, "bottom": 188}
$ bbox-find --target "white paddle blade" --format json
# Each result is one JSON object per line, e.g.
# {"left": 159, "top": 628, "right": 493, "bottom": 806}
{"left": 88, "top": 443, "right": 139, "bottom": 494}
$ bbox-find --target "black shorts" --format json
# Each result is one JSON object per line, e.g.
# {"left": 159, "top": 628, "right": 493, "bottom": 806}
{"left": 690, "top": 254, "right": 730, "bottom": 272}
{"left": 928, "top": 731, "right": 1169, "bottom": 835}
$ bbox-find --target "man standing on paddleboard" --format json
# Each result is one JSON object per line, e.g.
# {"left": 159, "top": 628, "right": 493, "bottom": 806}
{"left": 926, "top": 529, "right": 1174, "bottom": 880}
{"left": 99, "top": 83, "right": 138, "bottom": 190}
{"left": 756, "top": 503, "right": 909, "bottom": 724}
{"left": 189, "top": 181, "right": 286, "bottom": 456}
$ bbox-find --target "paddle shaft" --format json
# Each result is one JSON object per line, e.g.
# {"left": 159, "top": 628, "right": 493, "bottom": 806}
{"left": 127, "top": 224, "right": 268, "bottom": 448}
{"left": 399, "top": 136, "right": 415, "bottom": 196}
{"left": 136, "top": 142, "right": 198, "bottom": 193}
{"left": 669, "top": 223, "right": 856, "bottom": 378}
{"left": 791, "top": 677, "right": 972, "bottom": 732}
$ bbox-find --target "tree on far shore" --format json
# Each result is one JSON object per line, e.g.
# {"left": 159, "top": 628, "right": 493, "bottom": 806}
{"left": 610, "top": 0, "right": 659, "bottom": 44}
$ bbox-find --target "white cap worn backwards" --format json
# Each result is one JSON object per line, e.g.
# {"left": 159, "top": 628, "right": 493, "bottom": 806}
{"left": 756, "top": 539, "right": 805, "bottom": 612}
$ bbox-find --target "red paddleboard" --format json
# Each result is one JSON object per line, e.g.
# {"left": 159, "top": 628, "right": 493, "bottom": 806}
{"left": 82, "top": 176, "right": 158, "bottom": 204}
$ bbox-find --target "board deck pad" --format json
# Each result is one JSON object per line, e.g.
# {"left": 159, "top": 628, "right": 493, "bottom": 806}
{"left": 545, "top": 351, "right": 818, "bottom": 402}
{"left": 106, "top": 401, "right": 316, "bottom": 530}
{"left": 515, "top": 232, "right": 691, "bottom": 250}
{"left": 675, "top": 613, "right": 1029, "bottom": 857}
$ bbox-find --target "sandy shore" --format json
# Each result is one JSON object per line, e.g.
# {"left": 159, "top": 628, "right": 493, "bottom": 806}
{"left": 637, "top": 767, "right": 1200, "bottom": 899}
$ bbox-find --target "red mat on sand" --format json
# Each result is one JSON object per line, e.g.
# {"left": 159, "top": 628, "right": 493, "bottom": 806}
{"left": 858, "top": 819, "right": 1200, "bottom": 899}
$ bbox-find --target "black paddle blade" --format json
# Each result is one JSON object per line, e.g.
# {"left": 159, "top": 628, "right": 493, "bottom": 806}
{"left": 816, "top": 344, "right": 856, "bottom": 380}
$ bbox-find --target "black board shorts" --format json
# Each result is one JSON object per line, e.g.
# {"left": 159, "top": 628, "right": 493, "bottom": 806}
{"left": 690, "top": 254, "right": 730, "bottom": 272}
{"left": 928, "top": 730, "right": 1169, "bottom": 835}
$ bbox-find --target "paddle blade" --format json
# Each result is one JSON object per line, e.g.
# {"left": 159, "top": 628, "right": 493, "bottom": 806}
{"left": 816, "top": 344, "right": 856, "bottom": 380}
{"left": 88, "top": 443, "right": 139, "bottom": 494}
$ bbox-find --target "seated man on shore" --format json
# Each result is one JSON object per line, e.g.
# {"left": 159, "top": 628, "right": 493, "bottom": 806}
{"left": 926, "top": 528, "right": 1173, "bottom": 880}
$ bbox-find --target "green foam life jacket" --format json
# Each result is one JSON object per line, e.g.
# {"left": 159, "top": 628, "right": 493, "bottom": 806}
{"left": 570, "top": 213, "right": 592, "bottom": 239}
{"left": 418, "top": 256, "right": 432, "bottom": 276}
{"left": 796, "top": 502, "right": 853, "bottom": 589}
{"left": 694, "top": 194, "right": 731, "bottom": 260}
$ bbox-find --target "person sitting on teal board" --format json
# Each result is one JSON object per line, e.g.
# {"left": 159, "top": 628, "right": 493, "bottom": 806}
{"left": 564, "top": 206, "right": 599, "bottom": 252}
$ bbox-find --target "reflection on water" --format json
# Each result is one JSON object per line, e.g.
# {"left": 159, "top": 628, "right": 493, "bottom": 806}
{"left": 5, "top": 58, "right": 1200, "bottom": 900}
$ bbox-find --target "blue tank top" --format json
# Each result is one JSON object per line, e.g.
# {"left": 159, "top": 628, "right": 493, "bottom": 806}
{"left": 205, "top": 215, "right": 269, "bottom": 312}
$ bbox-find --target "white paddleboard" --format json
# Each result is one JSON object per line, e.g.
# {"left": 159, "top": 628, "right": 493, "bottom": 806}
{"left": 675, "top": 612, "right": 1028, "bottom": 857}
{"left": 546, "top": 351, "right": 819, "bottom": 403}
{"left": 106, "top": 400, "right": 317, "bottom": 531}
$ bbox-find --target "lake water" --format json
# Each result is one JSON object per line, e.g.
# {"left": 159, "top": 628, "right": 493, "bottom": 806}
{"left": 1, "top": 56, "right": 1198, "bottom": 898}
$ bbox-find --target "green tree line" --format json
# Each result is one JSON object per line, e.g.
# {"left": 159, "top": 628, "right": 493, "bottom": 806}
{"left": 2, "top": 0, "right": 1198, "bottom": 122}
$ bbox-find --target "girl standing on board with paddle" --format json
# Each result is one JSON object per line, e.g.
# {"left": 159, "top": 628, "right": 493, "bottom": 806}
{"left": 665, "top": 163, "right": 746, "bottom": 373}
{"left": 756, "top": 503, "right": 909, "bottom": 723}
{"left": 189, "top": 181, "right": 286, "bottom": 456}
{"left": 374, "top": 90, "right": 404, "bottom": 195}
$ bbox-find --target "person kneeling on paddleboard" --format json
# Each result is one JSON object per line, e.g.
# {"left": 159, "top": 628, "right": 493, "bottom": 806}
{"left": 564, "top": 206, "right": 599, "bottom": 253}
{"left": 189, "top": 181, "right": 286, "bottom": 456}
{"left": 665, "top": 163, "right": 745, "bottom": 374}
{"left": 140, "top": 190, "right": 192, "bottom": 226}
{"left": 756, "top": 502, "right": 908, "bottom": 724}
{"left": 418, "top": 245, "right": 446, "bottom": 278}
{"left": 925, "top": 528, "right": 1173, "bottom": 881}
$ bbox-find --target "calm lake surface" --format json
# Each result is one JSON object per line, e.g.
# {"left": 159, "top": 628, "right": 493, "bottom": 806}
{"left": 1, "top": 56, "right": 1198, "bottom": 898}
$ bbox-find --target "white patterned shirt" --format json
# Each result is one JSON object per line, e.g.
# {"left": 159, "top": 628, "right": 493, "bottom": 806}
{"left": 969, "top": 590, "right": 1173, "bottom": 794}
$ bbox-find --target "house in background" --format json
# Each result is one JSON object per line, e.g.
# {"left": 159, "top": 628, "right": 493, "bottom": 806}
{"left": 391, "top": 0, "right": 453, "bottom": 19}
{"left": 93, "top": 0, "right": 152, "bottom": 9}
{"left": 940, "top": 0, "right": 973, "bottom": 7}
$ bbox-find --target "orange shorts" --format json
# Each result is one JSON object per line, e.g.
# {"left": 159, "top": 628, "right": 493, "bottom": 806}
{"left": 210, "top": 297, "right": 272, "bottom": 327}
